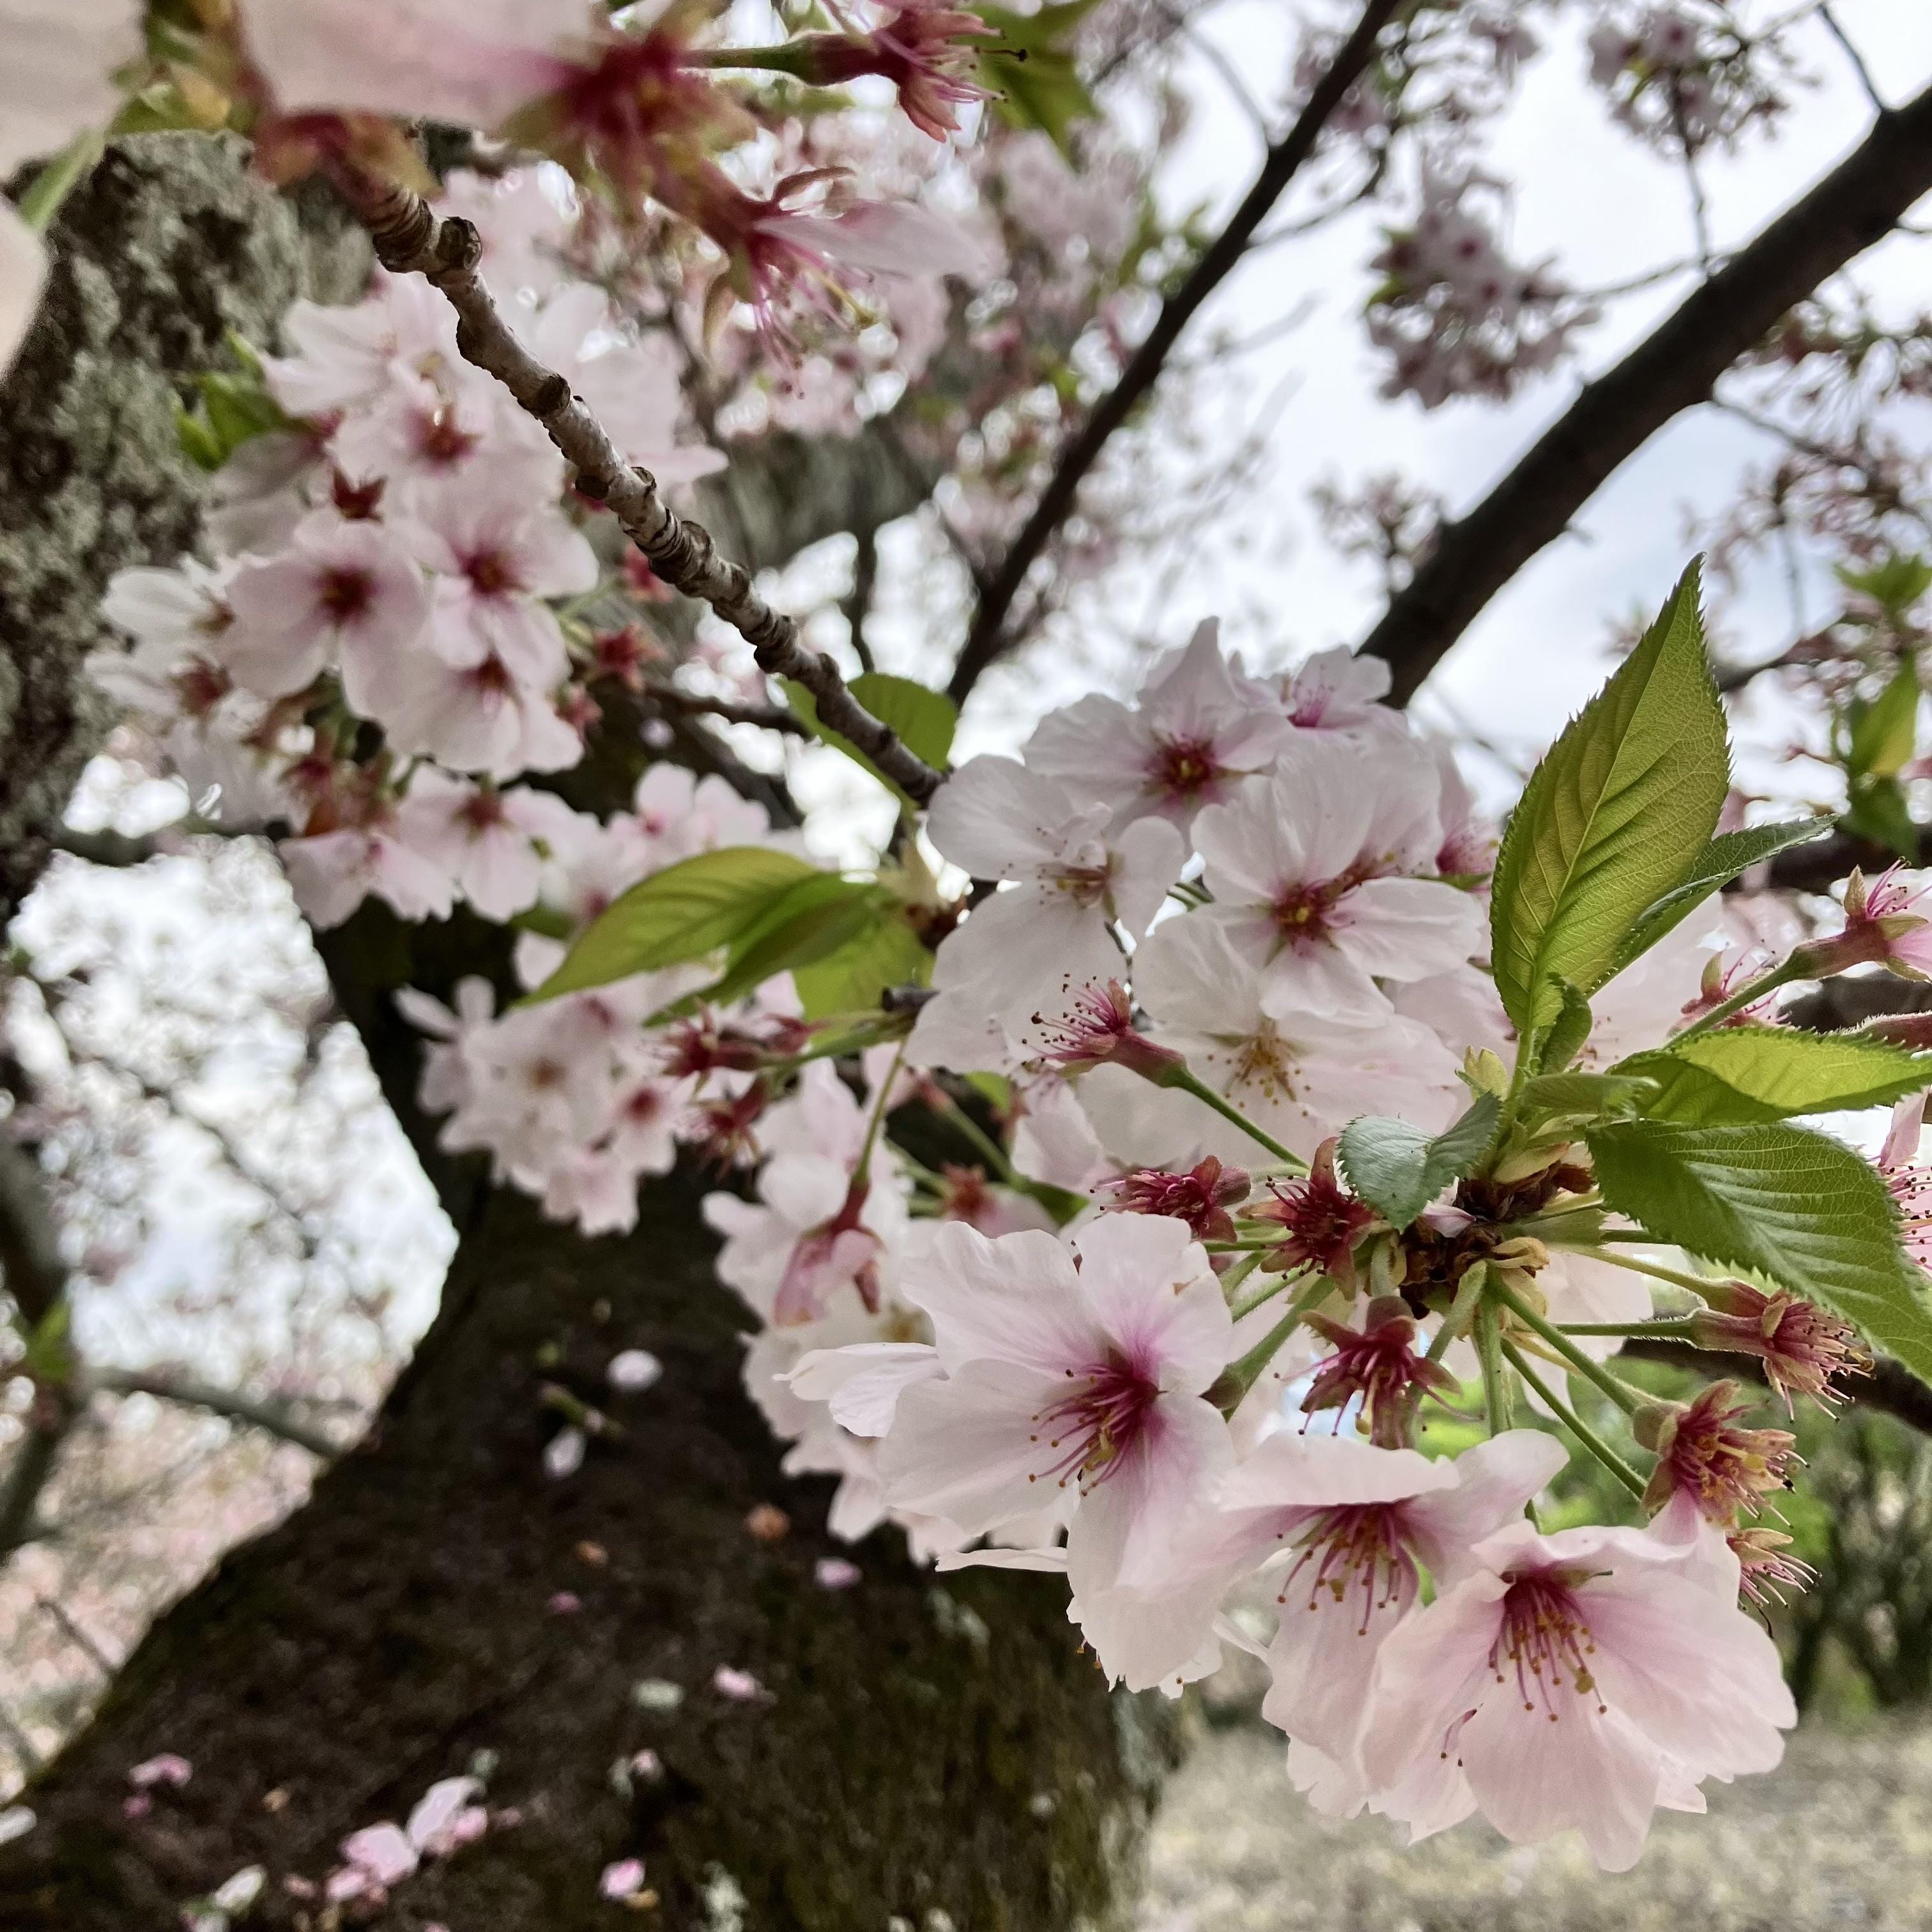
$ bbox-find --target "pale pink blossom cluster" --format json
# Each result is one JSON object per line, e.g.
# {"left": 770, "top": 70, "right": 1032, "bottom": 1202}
{"left": 1367, "top": 169, "right": 1597, "bottom": 408}
{"left": 88, "top": 168, "right": 730, "bottom": 933}
{"left": 1586, "top": 3, "right": 1793, "bottom": 155}
{"left": 395, "top": 767, "right": 812, "bottom": 1234}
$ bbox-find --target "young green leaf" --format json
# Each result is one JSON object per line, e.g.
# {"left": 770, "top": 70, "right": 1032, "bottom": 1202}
{"left": 1338, "top": 1092, "right": 1501, "bottom": 1231}
{"left": 792, "top": 907, "right": 933, "bottom": 1019}
{"left": 1603, "top": 818, "right": 1830, "bottom": 983}
{"left": 785, "top": 672, "right": 957, "bottom": 808}
{"left": 974, "top": 0, "right": 1103, "bottom": 157}
{"left": 1846, "top": 659, "right": 1921, "bottom": 782}
{"left": 1536, "top": 981, "right": 1593, "bottom": 1075}
{"left": 696, "top": 877, "right": 896, "bottom": 1011}
{"left": 1489, "top": 562, "right": 1730, "bottom": 1040}
{"left": 1616, "top": 1025, "right": 1932, "bottom": 1125}
{"left": 526, "top": 847, "right": 820, "bottom": 1002}
{"left": 1836, "top": 553, "right": 1932, "bottom": 616}
{"left": 1585, "top": 1118, "right": 1932, "bottom": 1383}
{"left": 1514, "top": 1071, "right": 1658, "bottom": 1138}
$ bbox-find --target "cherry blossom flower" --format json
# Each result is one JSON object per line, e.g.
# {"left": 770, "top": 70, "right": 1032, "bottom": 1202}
{"left": 401, "top": 478, "right": 597, "bottom": 684}
{"left": 1361, "top": 1517, "right": 1795, "bottom": 1870}
{"left": 796, "top": 2, "right": 998, "bottom": 142}
{"left": 1023, "top": 619, "right": 1291, "bottom": 833}
{"left": 1252, "top": 1145, "right": 1374, "bottom": 1276}
{"left": 1300, "top": 1297, "right": 1459, "bottom": 1448}
{"left": 1190, "top": 737, "right": 1486, "bottom": 1020}
{"left": 395, "top": 772, "right": 585, "bottom": 919}
{"left": 280, "top": 818, "right": 456, "bottom": 930}
{"left": 1247, "top": 1431, "right": 1566, "bottom": 1765}
{"left": 353, "top": 640, "right": 583, "bottom": 779}
{"left": 1100, "top": 1157, "right": 1250, "bottom": 1243}
{"left": 263, "top": 276, "right": 457, "bottom": 420}
{"left": 224, "top": 517, "right": 431, "bottom": 700}
{"left": 1275, "top": 647, "right": 1402, "bottom": 739}
{"left": 875, "top": 1215, "right": 1235, "bottom": 1596}
{"left": 1686, "top": 1278, "right": 1870, "bottom": 1413}
{"left": 925, "top": 756, "right": 1184, "bottom": 1039}
{"left": 1131, "top": 914, "right": 1463, "bottom": 1160}
{"left": 1798, "top": 864, "right": 1932, "bottom": 979}
{"left": 1635, "top": 1382, "right": 1797, "bottom": 1523}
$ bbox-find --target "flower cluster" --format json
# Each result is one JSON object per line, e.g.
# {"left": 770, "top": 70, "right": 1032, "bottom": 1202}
{"left": 1367, "top": 169, "right": 1597, "bottom": 408}
{"left": 1586, "top": 4, "right": 1793, "bottom": 156}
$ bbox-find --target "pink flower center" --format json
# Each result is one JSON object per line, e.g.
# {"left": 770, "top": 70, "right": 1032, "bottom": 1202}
{"left": 464, "top": 548, "right": 525, "bottom": 598}
{"left": 1147, "top": 733, "right": 1223, "bottom": 802}
{"left": 416, "top": 404, "right": 481, "bottom": 468}
{"left": 318, "top": 565, "right": 374, "bottom": 624}
{"left": 1490, "top": 1572, "right": 1605, "bottom": 1720}
{"left": 1270, "top": 876, "right": 1349, "bottom": 942}
{"left": 1029, "top": 1351, "right": 1157, "bottom": 1493}
{"left": 1280, "top": 1505, "right": 1414, "bottom": 1636}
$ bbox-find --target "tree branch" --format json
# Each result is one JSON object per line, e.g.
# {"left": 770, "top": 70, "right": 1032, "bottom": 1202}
{"left": 1360, "top": 79, "right": 1932, "bottom": 704}
{"left": 327, "top": 165, "right": 943, "bottom": 806}
{"left": 946, "top": 0, "right": 1402, "bottom": 704}
{"left": 638, "top": 679, "right": 811, "bottom": 739}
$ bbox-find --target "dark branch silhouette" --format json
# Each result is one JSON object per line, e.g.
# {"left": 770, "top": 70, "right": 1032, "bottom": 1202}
{"left": 946, "top": 0, "right": 1403, "bottom": 705}
{"left": 1361, "top": 79, "right": 1932, "bottom": 703}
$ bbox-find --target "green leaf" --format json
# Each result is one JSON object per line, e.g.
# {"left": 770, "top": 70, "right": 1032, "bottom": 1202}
{"left": 792, "top": 907, "right": 933, "bottom": 1019}
{"left": 1837, "top": 553, "right": 1932, "bottom": 617}
{"left": 1845, "top": 771, "right": 1922, "bottom": 859}
{"left": 1604, "top": 818, "right": 1832, "bottom": 982}
{"left": 1337, "top": 1092, "right": 1502, "bottom": 1231}
{"left": 528, "top": 846, "right": 822, "bottom": 1002}
{"left": 972, "top": 0, "right": 1102, "bottom": 157}
{"left": 785, "top": 672, "right": 957, "bottom": 809}
{"left": 1489, "top": 562, "right": 1731, "bottom": 1040}
{"left": 1537, "top": 982, "right": 1593, "bottom": 1075}
{"left": 1515, "top": 1071, "right": 1659, "bottom": 1138}
{"left": 1616, "top": 1025, "right": 1932, "bottom": 1125}
{"left": 1585, "top": 1119, "right": 1932, "bottom": 1383}
{"left": 1846, "top": 659, "right": 1921, "bottom": 781}
{"left": 696, "top": 877, "right": 897, "bottom": 1010}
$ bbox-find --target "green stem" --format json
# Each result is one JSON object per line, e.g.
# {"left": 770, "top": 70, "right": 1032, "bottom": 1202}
{"left": 1668, "top": 956, "right": 1804, "bottom": 1043}
{"left": 1475, "top": 1301, "right": 1513, "bottom": 1434}
{"left": 854, "top": 1041, "right": 907, "bottom": 1183}
{"left": 1547, "top": 1243, "right": 1721, "bottom": 1300}
{"left": 1491, "top": 1279, "right": 1646, "bottom": 1416}
{"left": 691, "top": 42, "right": 816, "bottom": 75}
{"left": 930, "top": 1085, "right": 1017, "bottom": 1183}
{"left": 1501, "top": 1340, "right": 1648, "bottom": 1501}
{"left": 1218, "top": 1250, "right": 1264, "bottom": 1303}
{"left": 1167, "top": 1069, "right": 1307, "bottom": 1172}
{"left": 1427, "top": 1261, "right": 1489, "bottom": 1363}
{"left": 1558, "top": 1319, "right": 1701, "bottom": 1338}
{"left": 16, "top": 128, "right": 104, "bottom": 233}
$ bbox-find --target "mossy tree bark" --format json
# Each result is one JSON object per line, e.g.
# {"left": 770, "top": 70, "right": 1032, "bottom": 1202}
{"left": 0, "top": 137, "right": 1177, "bottom": 1929}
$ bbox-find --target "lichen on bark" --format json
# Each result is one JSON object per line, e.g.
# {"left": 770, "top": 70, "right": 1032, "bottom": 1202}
{"left": 0, "top": 132, "right": 366, "bottom": 924}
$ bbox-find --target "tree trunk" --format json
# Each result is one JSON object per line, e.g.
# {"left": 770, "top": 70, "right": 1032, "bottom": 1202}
{"left": 0, "top": 135, "right": 1179, "bottom": 1929}
{"left": 0, "top": 1172, "right": 1174, "bottom": 1929}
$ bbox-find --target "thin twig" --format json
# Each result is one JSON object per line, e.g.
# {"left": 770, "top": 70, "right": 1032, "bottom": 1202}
{"left": 327, "top": 163, "right": 943, "bottom": 805}
{"left": 1821, "top": 2, "right": 1887, "bottom": 115}
{"left": 947, "top": 0, "right": 1403, "bottom": 703}
{"left": 638, "top": 679, "right": 811, "bottom": 737}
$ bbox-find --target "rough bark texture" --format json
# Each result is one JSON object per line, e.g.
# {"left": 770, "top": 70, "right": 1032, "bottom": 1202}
{"left": 0, "top": 1153, "right": 1173, "bottom": 1929}
{"left": 0, "top": 135, "right": 1177, "bottom": 1928}
{"left": 0, "top": 132, "right": 366, "bottom": 926}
